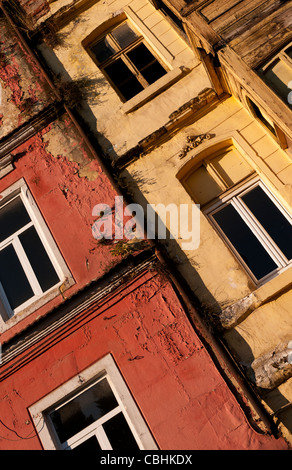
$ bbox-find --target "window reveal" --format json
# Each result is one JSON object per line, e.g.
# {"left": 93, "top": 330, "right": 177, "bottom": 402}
{"left": 88, "top": 21, "right": 167, "bottom": 101}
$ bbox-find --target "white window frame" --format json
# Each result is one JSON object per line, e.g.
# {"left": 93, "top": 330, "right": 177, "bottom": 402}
{"left": 205, "top": 177, "right": 292, "bottom": 285}
{"left": 0, "top": 179, "right": 73, "bottom": 327}
{"left": 29, "top": 354, "right": 158, "bottom": 450}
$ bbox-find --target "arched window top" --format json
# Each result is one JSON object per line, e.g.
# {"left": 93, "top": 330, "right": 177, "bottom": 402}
{"left": 82, "top": 12, "right": 127, "bottom": 49}
{"left": 177, "top": 135, "right": 255, "bottom": 206}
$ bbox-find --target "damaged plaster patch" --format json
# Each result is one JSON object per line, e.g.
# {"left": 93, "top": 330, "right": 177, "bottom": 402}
{"left": 219, "top": 293, "right": 256, "bottom": 329}
{"left": 247, "top": 340, "right": 292, "bottom": 390}
{"left": 42, "top": 116, "right": 101, "bottom": 182}
{"left": 0, "top": 17, "right": 54, "bottom": 139}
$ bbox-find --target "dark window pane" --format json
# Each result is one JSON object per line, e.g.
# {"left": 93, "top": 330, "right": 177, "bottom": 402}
{"left": 72, "top": 436, "right": 102, "bottom": 451}
{"left": 19, "top": 226, "right": 60, "bottom": 293}
{"left": 111, "top": 23, "right": 138, "bottom": 49}
{"left": 118, "top": 77, "right": 144, "bottom": 100}
{"left": 49, "top": 378, "right": 118, "bottom": 444}
{"left": 0, "top": 197, "right": 31, "bottom": 243}
{"left": 90, "top": 37, "right": 115, "bottom": 63}
{"left": 213, "top": 204, "right": 278, "bottom": 280}
{"left": 0, "top": 244, "right": 34, "bottom": 310}
{"left": 103, "top": 412, "right": 139, "bottom": 450}
{"left": 127, "top": 44, "right": 166, "bottom": 84}
{"left": 104, "top": 60, "right": 143, "bottom": 100}
{"left": 127, "top": 43, "right": 155, "bottom": 70}
{"left": 247, "top": 99, "right": 276, "bottom": 135}
{"left": 142, "top": 61, "right": 167, "bottom": 84}
{"left": 104, "top": 59, "right": 134, "bottom": 84}
{"left": 285, "top": 46, "right": 292, "bottom": 59}
{"left": 241, "top": 186, "right": 292, "bottom": 260}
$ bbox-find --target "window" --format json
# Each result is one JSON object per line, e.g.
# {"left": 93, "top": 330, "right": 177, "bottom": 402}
{"left": 258, "top": 43, "right": 292, "bottom": 107}
{"left": 206, "top": 180, "right": 292, "bottom": 283}
{"left": 181, "top": 145, "right": 292, "bottom": 284}
{"left": 247, "top": 98, "right": 277, "bottom": 136}
{"left": 246, "top": 97, "right": 287, "bottom": 148}
{"left": 182, "top": 145, "right": 254, "bottom": 205}
{"left": 29, "top": 355, "right": 158, "bottom": 450}
{"left": 151, "top": 0, "right": 189, "bottom": 43}
{"left": 87, "top": 20, "right": 168, "bottom": 101}
{"left": 47, "top": 376, "right": 141, "bottom": 450}
{"left": 0, "top": 181, "right": 71, "bottom": 321}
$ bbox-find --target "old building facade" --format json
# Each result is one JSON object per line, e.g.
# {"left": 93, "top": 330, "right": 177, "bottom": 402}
{"left": 0, "top": 0, "right": 291, "bottom": 450}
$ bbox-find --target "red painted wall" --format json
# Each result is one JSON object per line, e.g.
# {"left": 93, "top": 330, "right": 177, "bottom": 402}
{"left": 0, "top": 113, "right": 134, "bottom": 344}
{"left": 0, "top": 270, "right": 288, "bottom": 450}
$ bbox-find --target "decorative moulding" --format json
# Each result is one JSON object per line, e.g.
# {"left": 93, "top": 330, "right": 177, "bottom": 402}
{"left": 178, "top": 133, "right": 215, "bottom": 159}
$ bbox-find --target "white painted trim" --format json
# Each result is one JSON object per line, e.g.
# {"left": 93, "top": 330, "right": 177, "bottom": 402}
{"left": 206, "top": 178, "right": 292, "bottom": 285}
{"left": 0, "top": 179, "right": 74, "bottom": 332}
{"left": 29, "top": 354, "right": 158, "bottom": 450}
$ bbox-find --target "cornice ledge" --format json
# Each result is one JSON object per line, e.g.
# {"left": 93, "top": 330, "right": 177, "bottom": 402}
{"left": 113, "top": 87, "right": 218, "bottom": 170}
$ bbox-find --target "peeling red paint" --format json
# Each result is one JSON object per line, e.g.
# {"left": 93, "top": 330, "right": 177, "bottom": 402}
{"left": 0, "top": 17, "right": 54, "bottom": 137}
{"left": 0, "top": 272, "right": 288, "bottom": 450}
{"left": 0, "top": 110, "right": 140, "bottom": 344}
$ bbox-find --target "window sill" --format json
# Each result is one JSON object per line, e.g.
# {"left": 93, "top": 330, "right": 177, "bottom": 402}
{"left": 0, "top": 276, "right": 74, "bottom": 333}
{"left": 121, "top": 66, "right": 191, "bottom": 113}
{"left": 254, "top": 265, "right": 292, "bottom": 305}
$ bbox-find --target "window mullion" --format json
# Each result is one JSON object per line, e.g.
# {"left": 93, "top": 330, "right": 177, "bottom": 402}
{"left": 95, "top": 426, "right": 113, "bottom": 450}
{"left": 100, "top": 37, "right": 142, "bottom": 67}
{"left": 13, "top": 237, "right": 43, "bottom": 296}
{"left": 0, "top": 221, "right": 33, "bottom": 248}
{"left": 124, "top": 56, "right": 149, "bottom": 87}
{"left": 61, "top": 406, "right": 121, "bottom": 450}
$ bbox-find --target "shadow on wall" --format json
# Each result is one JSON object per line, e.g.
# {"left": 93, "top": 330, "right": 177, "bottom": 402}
{"left": 33, "top": 34, "right": 292, "bottom": 444}
{"left": 34, "top": 39, "right": 117, "bottom": 162}
{"left": 117, "top": 167, "right": 223, "bottom": 318}
{"left": 116, "top": 169, "right": 292, "bottom": 441}
{"left": 224, "top": 328, "right": 292, "bottom": 441}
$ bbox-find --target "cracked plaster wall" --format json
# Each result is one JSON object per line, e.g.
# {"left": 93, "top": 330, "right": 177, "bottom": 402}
{"left": 0, "top": 15, "right": 54, "bottom": 139}
{"left": 0, "top": 271, "right": 288, "bottom": 450}
{"left": 0, "top": 110, "right": 133, "bottom": 344}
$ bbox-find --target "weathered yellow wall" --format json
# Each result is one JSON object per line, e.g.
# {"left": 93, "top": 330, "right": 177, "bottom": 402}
{"left": 38, "top": 0, "right": 211, "bottom": 156}
{"left": 123, "top": 96, "right": 291, "bottom": 303}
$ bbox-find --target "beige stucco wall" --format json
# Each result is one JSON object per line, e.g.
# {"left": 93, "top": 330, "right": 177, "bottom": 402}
{"left": 38, "top": 0, "right": 211, "bottom": 156}
{"left": 123, "top": 96, "right": 291, "bottom": 305}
